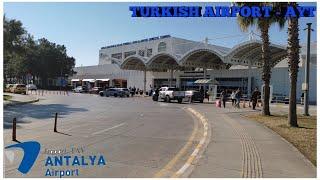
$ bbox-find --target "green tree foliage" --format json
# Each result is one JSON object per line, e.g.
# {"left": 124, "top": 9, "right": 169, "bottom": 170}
{"left": 3, "top": 16, "right": 75, "bottom": 87}
{"left": 236, "top": 2, "right": 287, "bottom": 116}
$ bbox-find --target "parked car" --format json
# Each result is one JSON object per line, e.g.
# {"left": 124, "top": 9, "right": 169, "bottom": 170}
{"left": 73, "top": 86, "right": 87, "bottom": 93}
{"left": 157, "top": 87, "right": 204, "bottom": 103}
{"left": 11, "top": 84, "right": 26, "bottom": 94}
{"left": 189, "top": 90, "right": 204, "bottom": 103}
{"left": 118, "top": 88, "right": 130, "bottom": 97}
{"left": 26, "top": 84, "right": 37, "bottom": 90}
{"left": 99, "top": 88, "right": 129, "bottom": 97}
{"left": 4, "top": 84, "right": 14, "bottom": 92}
{"left": 89, "top": 87, "right": 103, "bottom": 94}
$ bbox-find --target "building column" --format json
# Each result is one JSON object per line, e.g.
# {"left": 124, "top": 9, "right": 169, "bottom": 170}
{"left": 203, "top": 68, "right": 207, "bottom": 99}
{"left": 143, "top": 69, "right": 146, "bottom": 92}
{"left": 169, "top": 69, "right": 174, "bottom": 87}
{"left": 247, "top": 62, "right": 252, "bottom": 97}
{"left": 176, "top": 71, "right": 180, "bottom": 88}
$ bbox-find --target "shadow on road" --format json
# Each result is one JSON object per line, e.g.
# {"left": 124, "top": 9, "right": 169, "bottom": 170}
{"left": 4, "top": 103, "right": 88, "bottom": 129}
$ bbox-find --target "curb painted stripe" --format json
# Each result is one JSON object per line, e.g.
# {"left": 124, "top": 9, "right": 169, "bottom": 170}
{"left": 173, "top": 107, "right": 210, "bottom": 177}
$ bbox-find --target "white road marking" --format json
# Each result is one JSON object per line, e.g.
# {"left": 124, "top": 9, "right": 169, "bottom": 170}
{"left": 91, "top": 123, "right": 126, "bottom": 136}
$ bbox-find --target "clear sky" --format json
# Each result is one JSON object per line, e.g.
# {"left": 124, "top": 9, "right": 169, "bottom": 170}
{"left": 4, "top": 2, "right": 317, "bottom": 67}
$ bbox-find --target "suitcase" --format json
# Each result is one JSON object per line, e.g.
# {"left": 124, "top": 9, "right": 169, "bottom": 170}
{"left": 216, "top": 100, "right": 221, "bottom": 108}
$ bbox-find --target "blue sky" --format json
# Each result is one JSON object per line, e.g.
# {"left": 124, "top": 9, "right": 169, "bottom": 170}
{"left": 4, "top": 2, "right": 317, "bottom": 66}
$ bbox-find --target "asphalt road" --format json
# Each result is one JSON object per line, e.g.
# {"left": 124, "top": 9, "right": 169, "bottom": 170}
{"left": 4, "top": 93, "right": 201, "bottom": 178}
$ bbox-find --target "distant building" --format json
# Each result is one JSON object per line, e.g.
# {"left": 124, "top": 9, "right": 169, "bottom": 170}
{"left": 70, "top": 35, "right": 317, "bottom": 104}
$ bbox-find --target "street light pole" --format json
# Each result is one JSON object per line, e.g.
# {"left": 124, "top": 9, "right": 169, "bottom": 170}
{"left": 303, "top": 23, "right": 313, "bottom": 116}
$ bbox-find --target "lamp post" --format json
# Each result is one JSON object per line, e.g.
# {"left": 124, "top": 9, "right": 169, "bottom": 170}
{"left": 303, "top": 23, "right": 313, "bottom": 116}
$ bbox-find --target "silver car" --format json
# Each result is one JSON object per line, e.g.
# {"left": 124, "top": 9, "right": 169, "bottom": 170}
{"left": 99, "top": 88, "right": 130, "bottom": 97}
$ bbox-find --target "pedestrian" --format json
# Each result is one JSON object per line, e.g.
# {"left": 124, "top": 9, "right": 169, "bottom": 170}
{"left": 251, "top": 87, "right": 260, "bottom": 110}
{"left": 220, "top": 89, "right": 227, "bottom": 108}
{"left": 235, "top": 88, "right": 241, "bottom": 108}
{"left": 231, "top": 90, "right": 236, "bottom": 106}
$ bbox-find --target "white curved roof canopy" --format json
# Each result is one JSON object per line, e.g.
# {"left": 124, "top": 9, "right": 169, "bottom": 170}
{"left": 121, "top": 55, "right": 147, "bottom": 71}
{"left": 146, "top": 53, "right": 181, "bottom": 71}
{"left": 180, "top": 48, "right": 228, "bottom": 69}
{"left": 119, "top": 40, "right": 287, "bottom": 71}
{"left": 226, "top": 40, "right": 287, "bottom": 67}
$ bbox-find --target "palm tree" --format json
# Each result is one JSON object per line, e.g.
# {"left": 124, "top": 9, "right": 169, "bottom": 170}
{"left": 236, "top": 2, "right": 286, "bottom": 116}
{"left": 287, "top": 2, "right": 300, "bottom": 127}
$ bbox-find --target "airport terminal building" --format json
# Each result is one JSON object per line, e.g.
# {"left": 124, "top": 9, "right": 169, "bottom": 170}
{"left": 70, "top": 35, "right": 317, "bottom": 103}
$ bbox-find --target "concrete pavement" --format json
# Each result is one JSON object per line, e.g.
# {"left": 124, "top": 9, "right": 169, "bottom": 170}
{"left": 4, "top": 93, "right": 39, "bottom": 108}
{"left": 189, "top": 104, "right": 316, "bottom": 178}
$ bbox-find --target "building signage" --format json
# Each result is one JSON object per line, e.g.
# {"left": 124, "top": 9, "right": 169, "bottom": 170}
{"left": 129, "top": 5, "right": 316, "bottom": 18}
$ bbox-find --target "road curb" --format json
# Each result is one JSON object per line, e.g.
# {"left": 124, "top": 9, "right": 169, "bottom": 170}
{"left": 4, "top": 97, "right": 39, "bottom": 108}
{"left": 173, "top": 107, "right": 212, "bottom": 178}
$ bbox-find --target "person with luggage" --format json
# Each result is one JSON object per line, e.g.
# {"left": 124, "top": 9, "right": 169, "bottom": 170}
{"left": 251, "top": 87, "right": 261, "bottom": 110}
{"left": 235, "top": 88, "right": 241, "bottom": 108}
{"left": 220, "top": 89, "right": 227, "bottom": 108}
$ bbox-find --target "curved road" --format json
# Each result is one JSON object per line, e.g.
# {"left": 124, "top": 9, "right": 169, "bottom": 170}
{"left": 4, "top": 93, "right": 201, "bottom": 178}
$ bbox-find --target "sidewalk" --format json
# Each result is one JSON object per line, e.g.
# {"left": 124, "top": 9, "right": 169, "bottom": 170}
{"left": 4, "top": 93, "right": 39, "bottom": 107}
{"left": 188, "top": 104, "right": 316, "bottom": 178}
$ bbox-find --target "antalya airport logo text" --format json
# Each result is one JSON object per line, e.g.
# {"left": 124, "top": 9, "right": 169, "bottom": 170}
{"left": 5, "top": 141, "right": 107, "bottom": 177}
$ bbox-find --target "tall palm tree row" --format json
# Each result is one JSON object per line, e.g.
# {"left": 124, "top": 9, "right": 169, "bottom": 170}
{"left": 236, "top": 2, "right": 286, "bottom": 116}
{"left": 287, "top": 2, "right": 300, "bottom": 127}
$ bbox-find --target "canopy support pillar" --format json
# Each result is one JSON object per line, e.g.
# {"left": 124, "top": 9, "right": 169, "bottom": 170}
{"left": 203, "top": 68, "right": 207, "bottom": 100}
{"left": 169, "top": 69, "right": 174, "bottom": 87}
{"left": 143, "top": 70, "right": 146, "bottom": 93}
{"left": 248, "top": 62, "right": 252, "bottom": 97}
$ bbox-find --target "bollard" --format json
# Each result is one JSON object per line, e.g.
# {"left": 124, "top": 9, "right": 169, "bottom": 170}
{"left": 242, "top": 99, "right": 246, "bottom": 108}
{"left": 54, "top": 113, "right": 58, "bottom": 132}
{"left": 12, "top": 118, "right": 17, "bottom": 141}
{"left": 42, "top": 89, "right": 44, "bottom": 96}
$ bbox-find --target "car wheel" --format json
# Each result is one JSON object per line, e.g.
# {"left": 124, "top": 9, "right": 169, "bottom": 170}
{"left": 199, "top": 99, "right": 204, "bottom": 103}
{"left": 114, "top": 93, "right": 118, "bottom": 97}
{"left": 165, "top": 96, "right": 171, "bottom": 103}
{"left": 99, "top": 92, "right": 104, "bottom": 97}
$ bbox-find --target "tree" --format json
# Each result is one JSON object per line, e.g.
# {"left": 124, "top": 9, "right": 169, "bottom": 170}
{"left": 287, "top": 2, "right": 300, "bottom": 127}
{"left": 4, "top": 16, "right": 76, "bottom": 88}
{"left": 236, "top": 2, "right": 286, "bottom": 116}
{"left": 3, "top": 16, "right": 28, "bottom": 83}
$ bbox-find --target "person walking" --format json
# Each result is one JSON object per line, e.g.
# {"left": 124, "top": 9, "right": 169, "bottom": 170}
{"left": 251, "top": 87, "right": 261, "bottom": 110}
{"left": 235, "top": 88, "right": 241, "bottom": 108}
{"left": 231, "top": 90, "right": 236, "bottom": 106}
{"left": 220, "top": 89, "right": 227, "bottom": 108}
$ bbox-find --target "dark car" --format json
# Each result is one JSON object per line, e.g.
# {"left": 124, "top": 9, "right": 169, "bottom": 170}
{"left": 99, "top": 88, "right": 127, "bottom": 97}
{"left": 190, "top": 90, "right": 204, "bottom": 103}
{"left": 89, "top": 87, "right": 103, "bottom": 94}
